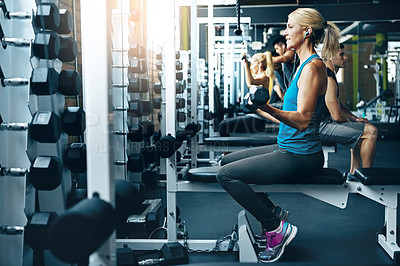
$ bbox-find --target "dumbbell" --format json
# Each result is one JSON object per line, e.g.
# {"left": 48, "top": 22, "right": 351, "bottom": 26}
{"left": 127, "top": 153, "right": 144, "bottom": 172}
{"left": 0, "top": 2, "right": 63, "bottom": 32}
{"left": 29, "top": 67, "right": 82, "bottom": 95}
{"left": 244, "top": 85, "right": 270, "bottom": 109}
{"left": 30, "top": 109, "right": 84, "bottom": 143}
{"left": 154, "top": 82, "right": 162, "bottom": 94}
{"left": 1, "top": 111, "right": 60, "bottom": 142}
{"left": 64, "top": 143, "right": 86, "bottom": 173}
{"left": 156, "top": 60, "right": 163, "bottom": 71}
{"left": 141, "top": 120, "right": 154, "bottom": 138}
{"left": 1, "top": 109, "right": 85, "bottom": 142}
{"left": 62, "top": 107, "right": 86, "bottom": 135}
{"left": 1, "top": 26, "right": 77, "bottom": 61}
{"left": 0, "top": 212, "right": 58, "bottom": 251}
{"left": 1, "top": 2, "right": 73, "bottom": 34}
{"left": 47, "top": 195, "right": 116, "bottom": 263}
{"left": 1, "top": 66, "right": 81, "bottom": 95}
{"left": 176, "top": 71, "right": 183, "bottom": 81}
{"left": 176, "top": 81, "right": 184, "bottom": 94}
{"left": 127, "top": 124, "right": 143, "bottom": 142}
{"left": 155, "top": 135, "right": 182, "bottom": 158}
{"left": 177, "top": 111, "right": 186, "bottom": 122}
{"left": 176, "top": 98, "right": 185, "bottom": 109}
{"left": 0, "top": 155, "right": 63, "bottom": 190}
{"left": 129, "top": 58, "right": 147, "bottom": 74}
{"left": 128, "top": 77, "right": 148, "bottom": 93}
{"left": 153, "top": 98, "right": 161, "bottom": 109}
{"left": 128, "top": 42, "right": 145, "bottom": 58}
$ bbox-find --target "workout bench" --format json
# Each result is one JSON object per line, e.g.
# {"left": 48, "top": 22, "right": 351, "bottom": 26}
{"left": 185, "top": 166, "right": 400, "bottom": 263}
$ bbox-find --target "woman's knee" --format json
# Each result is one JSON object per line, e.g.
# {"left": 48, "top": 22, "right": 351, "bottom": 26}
{"left": 216, "top": 167, "right": 234, "bottom": 184}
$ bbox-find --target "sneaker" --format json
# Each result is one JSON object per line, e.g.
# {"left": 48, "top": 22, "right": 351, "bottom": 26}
{"left": 255, "top": 206, "right": 290, "bottom": 242}
{"left": 258, "top": 221, "right": 297, "bottom": 263}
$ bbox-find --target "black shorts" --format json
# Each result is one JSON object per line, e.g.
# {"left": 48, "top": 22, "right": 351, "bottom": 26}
{"left": 319, "top": 121, "right": 365, "bottom": 149}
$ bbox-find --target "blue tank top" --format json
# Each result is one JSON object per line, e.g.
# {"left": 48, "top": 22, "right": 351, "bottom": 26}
{"left": 277, "top": 54, "right": 325, "bottom": 154}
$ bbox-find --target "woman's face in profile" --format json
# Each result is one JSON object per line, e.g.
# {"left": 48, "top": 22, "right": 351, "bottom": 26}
{"left": 283, "top": 16, "right": 305, "bottom": 50}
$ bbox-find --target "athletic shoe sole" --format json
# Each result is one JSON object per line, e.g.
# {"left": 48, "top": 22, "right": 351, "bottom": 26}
{"left": 258, "top": 224, "right": 298, "bottom": 263}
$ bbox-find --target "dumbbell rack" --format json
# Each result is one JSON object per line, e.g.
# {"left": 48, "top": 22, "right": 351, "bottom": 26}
{"left": 0, "top": 1, "right": 33, "bottom": 265}
{"left": 0, "top": 0, "right": 82, "bottom": 265}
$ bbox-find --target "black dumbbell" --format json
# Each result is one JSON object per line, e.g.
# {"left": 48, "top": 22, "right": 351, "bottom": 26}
{"left": 176, "top": 98, "right": 185, "bottom": 109}
{"left": 0, "top": 156, "right": 62, "bottom": 191}
{"left": 177, "top": 111, "right": 186, "bottom": 122}
{"left": 64, "top": 143, "right": 86, "bottom": 173}
{"left": 176, "top": 71, "right": 183, "bottom": 81}
{"left": 154, "top": 82, "right": 162, "bottom": 94}
{"left": 1, "top": 109, "right": 83, "bottom": 143}
{"left": 176, "top": 81, "right": 184, "bottom": 94}
{"left": 61, "top": 107, "right": 86, "bottom": 136}
{"left": 30, "top": 67, "right": 82, "bottom": 96}
{"left": 0, "top": 212, "right": 58, "bottom": 250}
{"left": 30, "top": 109, "right": 85, "bottom": 143}
{"left": 1, "top": 2, "right": 59, "bottom": 30}
{"left": 141, "top": 120, "right": 154, "bottom": 138}
{"left": 175, "top": 61, "right": 183, "bottom": 71}
{"left": 127, "top": 124, "right": 143, "bottom": 142}
{"left": 29, "top": 156, "right": 63, "bottom": 190}
{"left": 153, "top": 98, "right": 162, "bottom": 109}
{"left": 141, "top": 146, "right": 157, "bottom": 166}
{"left": 1, "top": 2, "right": 73, "bottom": 34}
{"left": 128, "top": 100, "right": 143, "bottom": 117}
{"left": 58, "top": 35, "right": 78, "bottom": 62}
{"left": 127, "top": 153, "right": 144, "bottom": 172}
{"left": 1, "top": 26, "right": 76, "bottom": 61}
{"left": 25, "top": 212, "right": 58, "bottom": 250}
{"left": 244, "top": 85, "right": 270, "bottom": 109}
{"left": 155, "top": 135, "right": 181, "bottom": 158}
{"left": 47, "top": 195, "right": 116, "bottom": 263}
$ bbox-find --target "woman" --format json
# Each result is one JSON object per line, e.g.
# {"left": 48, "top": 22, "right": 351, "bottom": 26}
{"left": 216, "top": 8, "right": 340, "bottom": 263}
{"left": 242, "top": 51, "right": 282, "bottom": 105}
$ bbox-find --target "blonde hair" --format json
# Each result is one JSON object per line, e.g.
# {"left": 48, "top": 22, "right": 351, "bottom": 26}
{"left": 251, "top": 51, "right": 275, "bottom": 80}
{"left": 288, "top": 8, "right": 340, "bottom": 59}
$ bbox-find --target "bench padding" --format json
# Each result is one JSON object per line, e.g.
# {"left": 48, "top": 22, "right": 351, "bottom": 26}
{"left": 187, "top": 166, "right": 344, "bottom": 185}
{"left": 354, "top": 168, "right": 400, "bottom": 185}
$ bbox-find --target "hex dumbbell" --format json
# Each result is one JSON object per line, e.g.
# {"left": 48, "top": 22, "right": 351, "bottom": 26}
{"left": 1, "top": 26, "right": 77, "bottom": 61}
{"left": 0, "top": 156, "right": 63, "bottom": 190}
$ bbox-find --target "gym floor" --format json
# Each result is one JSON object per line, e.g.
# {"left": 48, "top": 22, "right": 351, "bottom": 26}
{"left": 161, "top": 138, "right": 400, "bottom": 265}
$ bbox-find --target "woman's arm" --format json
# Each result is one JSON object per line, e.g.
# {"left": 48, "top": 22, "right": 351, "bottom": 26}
{"left": 255, "top": 109, "right": 280, "bottom": 124}
{"left": 242, "top": 58, "right": 269, "bottom": 87}
{"left": 260, "top": 61, "right": 326, "bottom": 131}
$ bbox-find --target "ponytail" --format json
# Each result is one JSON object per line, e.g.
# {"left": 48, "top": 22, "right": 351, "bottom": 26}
{"left": 289, "top": 8, "right": 340, "bottom": 60}
{"left": 321, "top": 22, "right": 340, "bottom": 60}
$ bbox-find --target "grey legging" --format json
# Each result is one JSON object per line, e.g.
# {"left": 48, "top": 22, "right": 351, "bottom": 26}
{"left": 216, "top": 144, "right": 324, "bottom": 231}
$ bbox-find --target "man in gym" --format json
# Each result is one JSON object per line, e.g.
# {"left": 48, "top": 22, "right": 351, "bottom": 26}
{"left": 272, "top": 36, "right": 296, "bottom": 91}
{"left": 320, "top": 44, "right": 378, "bottom": 178}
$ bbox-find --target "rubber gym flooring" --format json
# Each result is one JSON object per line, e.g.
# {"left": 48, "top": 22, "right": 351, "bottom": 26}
{"left": 157, "top": 138, "right": 400, "bottom": 265}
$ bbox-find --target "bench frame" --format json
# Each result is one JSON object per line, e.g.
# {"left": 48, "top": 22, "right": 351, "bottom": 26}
{"left": 116, "top": 179, "right": 399, "bottom": 263}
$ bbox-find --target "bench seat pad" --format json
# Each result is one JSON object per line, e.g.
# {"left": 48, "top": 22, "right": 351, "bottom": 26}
{"left": 354, "top": 168, "right": 400, "bottom": 185}
{"left": 187, "top": 166, "right": 344, "bottom": 185}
